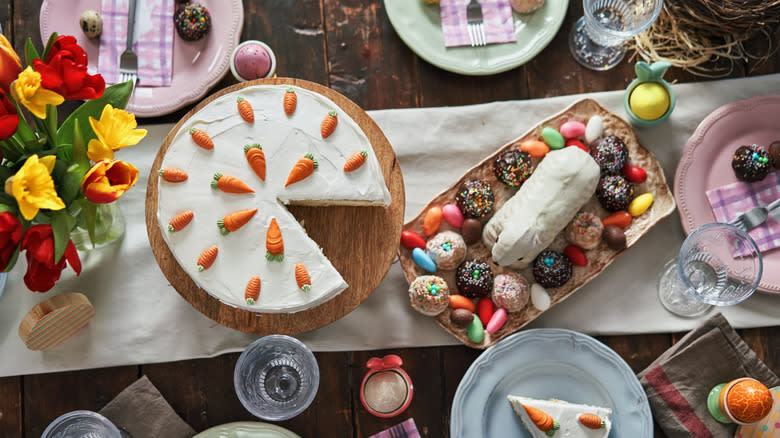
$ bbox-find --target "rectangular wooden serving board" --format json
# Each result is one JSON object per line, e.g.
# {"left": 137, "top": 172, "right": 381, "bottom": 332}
{"left": 398, "top": 98, "right": 676, "bottom": 349}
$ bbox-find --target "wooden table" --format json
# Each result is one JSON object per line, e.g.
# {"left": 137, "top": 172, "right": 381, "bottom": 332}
{"left": 1, "top": 1, "right": 778, "bottom": 436}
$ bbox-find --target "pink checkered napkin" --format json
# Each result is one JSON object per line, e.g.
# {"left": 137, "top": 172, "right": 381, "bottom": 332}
{"left": 705, "top": 171, "right": 780, "bottom": 254}
{"left": 440, "top": 0, "right": 516, "bottom": 47}
{"left": 368, "top": 419, "right": 421, "bottom": 438}
{"left": 97, "top": 0, "right": 175, "bottom": 87}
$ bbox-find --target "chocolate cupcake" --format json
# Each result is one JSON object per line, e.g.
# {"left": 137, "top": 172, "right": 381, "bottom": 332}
{"left": 174, "top": 3, "right": 212, "bottom": 41}
{"left": 456, "top": 179, "right": 495, "bottom": 218}
{"left": 493, "top": 149, "right": 534, "bottom": 187}
{"left": 532, "top": 250, "right": 572, "bottom": 288}
{"left": 455, "top": 260, "right": 494, "bottom": 298}
{"left": 590, "top": 135, "right": 628, "bottom": 175}
{"left": 732, "top": 144, "right": 771, "bottom": 182}
{"left": 596, "top": 175, "right": 634, "bottom": 212}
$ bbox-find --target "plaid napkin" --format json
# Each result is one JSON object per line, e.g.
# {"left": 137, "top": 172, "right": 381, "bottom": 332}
{"left": 97, "top": 0, "right": 175, "bottom": 87}
{"left": 368, "top": 418, "right": 421, "bottom": 438}
{"left": 638, "top": 313, "right": 780, "bottom": 438}
{"left": 706, "top": 172, "right": 780, "bottom": 255}
{"left": 440, "top": 0, "right": 516, "bottom": 47}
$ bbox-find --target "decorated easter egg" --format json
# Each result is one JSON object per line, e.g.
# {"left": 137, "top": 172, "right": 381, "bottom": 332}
{"left": 629, "top": 82, "right": 670, "bottom": 121}
{"left": 735, "top": 386, "right": 780, "bottom": 437}
{"left": 721, "top": 378, "right": 773, "bottom": 424}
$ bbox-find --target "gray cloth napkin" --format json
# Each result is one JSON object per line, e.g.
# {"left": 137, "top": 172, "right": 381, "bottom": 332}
{"left": 638, "top": 313, "right": 780, "bottom": 438}
{"left": 99, "top": 375, "right": 195, "bottom": 438}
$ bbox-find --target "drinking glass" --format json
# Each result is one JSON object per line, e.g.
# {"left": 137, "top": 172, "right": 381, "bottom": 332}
{"left": 658, "top": 223, "right": 762, "bottom": 318}
{"left": 569, "top": 0, "right": 663, "bottom": 70}
{"left": 41, "top": 410, "right": 122, "bottom": 438}
{"left": 234, "top": 335, "right": 320, "bottom": 421}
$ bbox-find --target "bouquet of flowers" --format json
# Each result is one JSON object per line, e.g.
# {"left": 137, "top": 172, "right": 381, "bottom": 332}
{"left": 0, "top": 32, "right": 145, "bottom": 292}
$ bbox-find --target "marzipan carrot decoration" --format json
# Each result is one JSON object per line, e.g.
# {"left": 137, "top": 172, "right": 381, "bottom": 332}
{"left": 265, "top": 218, "right": 284, "bottom": 262}
{"left": 159, "top": 167, "right": 188, "bottom": 182}
{"left": 522, "top": 404, "right": 559, "bottom": 434}
{"left": 321, "top": 110, "right": 338, "bottom": 138}
{"left": 343, "top": 150, "right": 367, "bottom": 172}
{"left": 217, "top": 208, "right": 257, "bottom": 235}
{"left": 189, "top": 127, "right": 214, "bottom": 150}
{"left": 197, "top": 246, "right": 218, "bottom": 271}
{"left": 295, "top": 262, "right": 311, "bottom": 292}
{"left": 283, "top": 88, "right": 297, "bottom": 115}
{"left": 211, "top": 172, "right": 254, "bottom": 194}
{"left": 578, "top": 413, "right": 605, "bottom": 429}
{"left": 237, "top": 97, "right": 254, "bottom": 123}
{"left": 168, "top": 210, "right": 194, "bottom": 232}
{"left": 244, "top": 143, "right": 266, "bottom": 181}
{"left": 285, "top": 153, "right": 317, "bottom": 187}
{"left": 245, "top": 276, "right": 261, "bottom": 305}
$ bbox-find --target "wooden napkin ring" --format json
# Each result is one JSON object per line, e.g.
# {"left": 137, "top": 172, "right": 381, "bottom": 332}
{"left": 18, "top": 292, "right": 95, "bottom": 350}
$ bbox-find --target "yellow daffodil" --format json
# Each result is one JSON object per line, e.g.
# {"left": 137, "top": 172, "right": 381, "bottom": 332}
{"left": 9, "top": 67, "right": 64, "bottom": 119}
{"left": 87, "top": 104, "right": 147, "bottom": 161}
{"left": 10, "top": 155, "right": 65, "bottom": 220}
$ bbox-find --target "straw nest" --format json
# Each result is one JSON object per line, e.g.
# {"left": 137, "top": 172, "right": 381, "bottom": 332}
{"left": 630, "top": 0, "right": 780, "bottom": 77}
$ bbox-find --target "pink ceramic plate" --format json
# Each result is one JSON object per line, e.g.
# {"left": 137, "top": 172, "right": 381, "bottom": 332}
{"left": 675, "top": 94, "right": 780, "bottom": 294}
{"left": 40, "top": 0, "right": 243, "bottom": 118}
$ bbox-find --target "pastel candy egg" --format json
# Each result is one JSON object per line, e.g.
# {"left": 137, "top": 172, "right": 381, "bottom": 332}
{"left": 467, "top": 314, "right": 485, "bottom": 343}
{"left": 564, "top": 245, "right": 587, "bottom": 267}
{"left": 628, "top": 193, "right": 654, "bottom": 217}
{"left": 602, "top": 211, "right": 632, "bottom": 228}
{"left": 623, "top": 165, "right": 648, "bottom": 183}
{"left": 423, "top": 206, "right": 443, "bottom": 236}
{"left": 531, "top": 283, "right": 550, "bottom": 311}
{"left": 442, "top": 204, "right": 464, "bottom": 228}
{"left": 520, "top": 139, "right": 550, "bottom": 158}
{"left": 585, "top": 116, "right": 603, "bottom": 143}
{"left": 485, "top": 308, "right": 507, "bottom": 334}
{"left": 541, "top": 127, "right": 565, "bottom": 150}
{"left": 559, "top": 121, "right": 586, "bottom": 139}
{"left": 401, "top": 230, "right": 426, "bottom": 250}
{"left": 450, "top": 294, "right": 476, "bottom": 312}
{"left": 412, "top": 248, "right": 437, "bottom": 272}
{"left": 477, "top": 297, "right": 494, "bottom": 326}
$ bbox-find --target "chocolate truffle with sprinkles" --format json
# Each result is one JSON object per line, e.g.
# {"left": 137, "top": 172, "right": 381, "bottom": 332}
{"left": 590, "top": 135, "right": 628, "bottom": 175}
{"left": 732, "top": 144, "right": 771, "bottom": 182}
{"left": 456, "top": 179, "right": 495, "bottom": 218}
{"left": 493, "top": 149, "right": 534, "bottom": 186}
{"left": 533, "top": 250, "right": 573, "bottom": 288}
{"left": 596, "top": 175, "right": 634, "bottom": 212}
{"left": 455, "top": 260, "right": 494, "bottom": 298}
{"left": 174, "top": 3, "right": 212, "bottom": 41}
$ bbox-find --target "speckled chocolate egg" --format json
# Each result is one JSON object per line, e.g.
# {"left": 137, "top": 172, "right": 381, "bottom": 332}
{"left": 79, "top": 10, "right": 103, "bottom": 39}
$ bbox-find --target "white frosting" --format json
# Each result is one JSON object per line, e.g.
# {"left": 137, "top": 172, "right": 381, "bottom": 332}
{"left": 157, "top": 85, "right": 391, "bottom": 312}
{"left": 508, "top": 395, "right": 612, "bottom": 438}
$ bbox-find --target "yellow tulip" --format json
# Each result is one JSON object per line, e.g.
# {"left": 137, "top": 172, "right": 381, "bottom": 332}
{"left": 0, "top": 34, "right": 22, "bottom": 91}
{"left": 87, "top": 105, "right": 147, "bottom": 161}
{"left": 10, "top": 67, "right": 64, "bottom": 119}
{"left": 11, "top": 155, "right": 65, "bottom": 220}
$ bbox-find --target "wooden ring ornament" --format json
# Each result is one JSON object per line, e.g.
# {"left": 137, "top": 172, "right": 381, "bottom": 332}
{"left": 19, "top": 292, "right": 95, "bottom": 350}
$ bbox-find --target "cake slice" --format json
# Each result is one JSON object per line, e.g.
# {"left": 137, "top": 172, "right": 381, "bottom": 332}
{"left": 508, "top": 395, "right": 612, "bottom": 437}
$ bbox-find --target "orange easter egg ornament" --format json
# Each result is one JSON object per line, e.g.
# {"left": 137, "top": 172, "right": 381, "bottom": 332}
{"left": 721, "top": 378, "right": 773, "bottom": 424}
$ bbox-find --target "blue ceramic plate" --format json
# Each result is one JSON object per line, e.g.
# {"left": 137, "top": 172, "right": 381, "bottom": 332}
{"left": 450, "top": 328, "right": 652, "bottom": 437}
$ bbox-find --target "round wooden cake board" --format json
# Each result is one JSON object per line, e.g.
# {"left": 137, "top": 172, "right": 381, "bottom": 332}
{"left": 145, "top": 78, "right": 405, "bottom": 335}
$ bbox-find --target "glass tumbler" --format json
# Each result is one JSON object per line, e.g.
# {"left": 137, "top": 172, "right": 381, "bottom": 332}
{"left": 569, "top": 0, "right": 663, "bottom": 70}
{"left": 234, "top": 335, "right": 320, "bottom": 421}
{"left": 41, "top": 410, "right": 122, "bottom": 438}
{"left": 658, "top": 223, "right": 762, "bottom": 318}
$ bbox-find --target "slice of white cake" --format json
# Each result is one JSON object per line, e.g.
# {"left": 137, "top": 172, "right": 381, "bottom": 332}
{"left": 508, "top": 395, "right": 612, "bottom": 437}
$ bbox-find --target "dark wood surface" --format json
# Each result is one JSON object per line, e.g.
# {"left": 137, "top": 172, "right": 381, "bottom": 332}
{"left": 1, "top": 1, "right": 778, "bottom": 437}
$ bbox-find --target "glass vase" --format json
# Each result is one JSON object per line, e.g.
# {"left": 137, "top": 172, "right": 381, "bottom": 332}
{"left": 69, "top": 202, "right": 126, "bottom": 251}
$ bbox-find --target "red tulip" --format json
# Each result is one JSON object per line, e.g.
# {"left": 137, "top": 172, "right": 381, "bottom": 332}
{"left": 32, "top": 35, "right": 105, "bottom": 100}
{"left": 81, "top": 159, "right": 138, "bottom": 203}
{"left": 0, "top": 211, "right": 23, "bottom": 271}
{"left": 0, "top": 34, "right": 22, "bottom": 91}
{"left": 0, "top": 88, "right": 19, "bottom": 140}
{"left": 20, "top": 224, "right": 81, "bottom": 292}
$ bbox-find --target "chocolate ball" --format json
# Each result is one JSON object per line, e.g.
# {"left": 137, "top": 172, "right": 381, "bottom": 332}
{"left": 603, "top": 225, "right": 626, "bottom": 250}
{"left": 461, "top": 218, "right": 482, "bottom": 245}
{"left": 769, "top": 141, "right": 780, "bottom": 170}
{"left": 450, "top": 308, "right": 474, "bottom": 328}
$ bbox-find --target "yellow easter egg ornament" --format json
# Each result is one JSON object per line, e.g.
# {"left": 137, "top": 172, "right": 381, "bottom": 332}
{"left": 629, "top": 82, "right": 670, "bottom": 121}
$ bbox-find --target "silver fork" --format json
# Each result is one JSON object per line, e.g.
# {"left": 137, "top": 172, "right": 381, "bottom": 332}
{"left": 118, "top": 0, "right": 139, "bottom": 85}
{"left": 466, "top": 0, "right": 487, "bottom": 47}
{"left": 729, "top": 198, "right": 780, "bottom": 231}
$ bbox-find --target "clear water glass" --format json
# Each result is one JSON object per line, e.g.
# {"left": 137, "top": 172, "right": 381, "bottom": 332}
{"left": 41, "top": 410, "right": 122, "bottom": 438}
{"left": 658, "top": 223, "right": 762, "bottom": 318}
{"left": 569, "top": 0, "right": 663, "bottom": 70}
{"left": 234, "top": 335, "right": 320, "bottom": 421}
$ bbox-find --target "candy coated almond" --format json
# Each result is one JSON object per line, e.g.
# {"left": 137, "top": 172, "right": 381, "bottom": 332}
{"left": 531, "top": 283, "right": 550, "bottom": 311}
{"left": 541, "top": 127, "right": 565, "bottom": 150}
{"left": 602, "top": 211, "right": 631, "bottom": 228}
{"left": 559, "top": 121, "right": 586, "bottom": 139}
{"left": 585, "top": 115, "right": 603, "bottom": 143}
{"left": 565, "top": 138, "right": 588, "bottom": 152}
{"left": 564, "top": 245, "right": 587, "bottom": 267}
{"left": 401, "top": 230, "right": 426, "bottom": 250}
{"left": 442, "top": 204, "right": 464, "bottom": 228}
{"left": 628, "top": 193, "right": 654, "bottom": 217}
{"left": 450, "top": 294, "right": 476, "bottom": 312}
{"left": 412, "top": 248, "right": 437, "bottom": 272}
{"left": 423, "top": 206, "right": 443, "bottom": 236}
{"left": 623, "top": 165, "right": 648, "bottom": 183}
{"left": 467, "top": 314, "right": 485, "bottom": 343}
{"left": 477, "top": 297, "right": 494, "bottom": 326}
{"left": 520, "top": 140, "right": 550, "bottom": 158}
{"left": 486, "top": 308, "right": 507, "bottom": 334}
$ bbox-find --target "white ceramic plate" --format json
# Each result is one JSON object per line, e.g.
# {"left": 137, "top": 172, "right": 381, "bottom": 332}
{"left": 193, "top": 422, "right": 301, "bottom": 438}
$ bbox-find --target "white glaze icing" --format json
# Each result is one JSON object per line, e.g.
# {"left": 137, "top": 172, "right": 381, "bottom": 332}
{"left": 508, "top": 395, "right": 612, "bottom": 438}
{"left": 157, "top": 85, "right": 391, "bottom": 312}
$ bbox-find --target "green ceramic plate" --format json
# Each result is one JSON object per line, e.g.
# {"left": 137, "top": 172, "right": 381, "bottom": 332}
{"left": 384, "top": 0, "right": 569, "bottom": 76}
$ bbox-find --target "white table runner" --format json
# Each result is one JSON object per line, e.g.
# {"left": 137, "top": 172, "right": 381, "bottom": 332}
{"left": 1, "top": 74, "right": 778, "bottom": 377}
